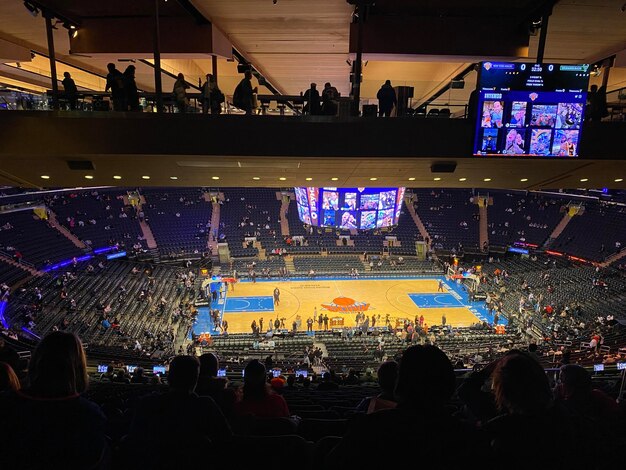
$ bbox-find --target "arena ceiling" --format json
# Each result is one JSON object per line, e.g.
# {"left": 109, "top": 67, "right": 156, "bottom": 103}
{"left": 0, "top": 0, "right": 625, "bottom": 99}
{"left": 0, "top": 1, "right": 625, "bottom": 191}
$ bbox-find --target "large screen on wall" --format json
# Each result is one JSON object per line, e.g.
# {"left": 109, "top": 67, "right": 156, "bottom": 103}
{"left": 473, "top": 62, "right": 590, "bottom": 157}
{"left": 294, "top": 187, "right": 405, "bottom": 229}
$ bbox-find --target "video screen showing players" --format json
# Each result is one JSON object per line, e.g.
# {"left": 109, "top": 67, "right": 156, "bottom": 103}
{"left": 295, "top": 187, "right": 405, "bottom": 230}
{"left": 340, "top": 211, "right": 357, "bottom": 229}
{"left": 322, "top": 191, "right": 339, "bottom": 210}
{"left": 378, "top": 190, "right": 396, "bottom": 210}
{"left": 473, "top": 62, "right": 590, "bottom": 158}
{"left": 360, "top": 211, "right": 376, "bottom": 230}
{"left": 297, "top": 204, "right": 311, "bottom": 225}
{"left": 322, "top": 210, "right": 336, "bottom": 227}
{"left": 360, "top": 194, "right": 379, "bottom": 210}
{"left": 343, "top": 192, "right": 357, "bottom": 210}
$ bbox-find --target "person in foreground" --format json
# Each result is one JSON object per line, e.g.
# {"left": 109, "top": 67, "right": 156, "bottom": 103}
{"left": 126, "top": 355, "right": 232, "bottom": 468}
{"left": 233, "top": 359, "right": 290, "bottom": 418}
{"left": 0, "top": 331, "right": 108, "bottom": 470}
{"left": 327, "top": 345, "right": 486, "bottom": 468}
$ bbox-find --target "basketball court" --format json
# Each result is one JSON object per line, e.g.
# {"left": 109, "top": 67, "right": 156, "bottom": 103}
{"left": 193, "top": 277, "right": 503, "bottom": 335}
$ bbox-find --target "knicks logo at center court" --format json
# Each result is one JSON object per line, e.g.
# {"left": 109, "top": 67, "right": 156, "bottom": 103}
{"left": 321, "top": 296, "right": 370, "bottom": 312}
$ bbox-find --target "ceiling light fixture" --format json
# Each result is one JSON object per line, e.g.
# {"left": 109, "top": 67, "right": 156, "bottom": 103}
{"left": 370, "top": 177, "right": 377, "bottom": 181}
{"left": 40, "top": 175, "right": 50, "bottom": 179}
{"left": 433, "top": 177, "right": 441, "bottom": 181}
{"left": 305, "top": 177, "right": 313, "bottom": 181}
{"left": 580, "top": 178, "right": 588, "bottom": 182}
{"left": 331, "top": 177, "right": 339, "bottom": 181}
{"left": 408, "top": 177, "right": 416, "bottom": 181}
{"left": 142, "top": 175, "right": 150, "bottom": 180}
{"left": 520, "top": 178, "right": 528, "bottom": 182}
{"left": 614, "top": 178, "right": 623, "bottom": 182}
{"left": 211, "top": 176, "right": 220, "bottom": 180}
{"left": 113, "top": 175, "right": 122, "bottom": 180}
{"left": 252, "top": 177, "right": 261, "bottom": 180}
{"left": 169, "top": 176, "right": 178, "bottom": 180}
{"left": 279, "top": 177, "right": 287, "bottom": 181}
{"left": 459, "top": 177, "right": 467, "bottom": 182}
{"left": 483, "top": 178, "right": 492, "bottom": 182}
{"left": 84, "top": 175, "right": 94, "bottom": 180}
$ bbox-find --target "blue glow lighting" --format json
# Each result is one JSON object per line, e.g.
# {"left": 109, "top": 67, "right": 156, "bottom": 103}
{"left": 106, "top": 251, "right": 127, "bottom": 260}
{"left": 0, "top": 300, "right": 8, "bottom": 328}
{"left": 21, "top": 327, "right": 41, "bottom": 339}
{"left": 508, "top": 246, "right": 529, "bottom": 255}
{"left": 94, "top": 246, "right": 118, "bottom": 255}
{"left": 42, "top": 244, "right": 118, "bottom": 272}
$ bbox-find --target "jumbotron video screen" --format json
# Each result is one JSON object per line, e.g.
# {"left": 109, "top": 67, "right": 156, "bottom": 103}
{"left": 294, "top": 187, "right": 405, "bottom": 229}
{"left": 473, "top": 61, "right": 590, "bottom": 157}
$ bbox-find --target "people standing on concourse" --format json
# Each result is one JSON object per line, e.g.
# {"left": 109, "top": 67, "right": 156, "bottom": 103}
{"left": 173, "top": 73, "right": 190, "bottom": 113}
{"left": 376, "top": 80, "right": 397, "bottom": 117}
{"left": 105, "top": 63, "right": 126, "bottom": 111}
{"left": 123, "top": 65, "right": 140, "bottom": 112}
{"left": 61, "top": 72, "right": 77, "bottom": 110}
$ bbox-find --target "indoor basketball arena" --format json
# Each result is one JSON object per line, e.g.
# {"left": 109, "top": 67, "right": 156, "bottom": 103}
{"left": 0, "top": 1, "right": 625, "bottom": 469}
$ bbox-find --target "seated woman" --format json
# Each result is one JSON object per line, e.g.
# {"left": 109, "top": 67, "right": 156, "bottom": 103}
{"left": 233, "top": 359, "right": 290, "bottom": 418}
{"left": 0, "top": 331, "right": 108, "bottom": 469}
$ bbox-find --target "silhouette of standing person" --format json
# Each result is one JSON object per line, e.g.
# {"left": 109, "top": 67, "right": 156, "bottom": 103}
{"left": 105, "top": 63, "right": 126, "bottom": 111}
{"left": 376, "top": 80, "right": 397, "bottom": 117}
{"left": 234, "top": 70, "right": 257, "bottom": 115}
{"left": 173, "top": 73, "right": 189, "bottom": 113}
{"left": 303, "top": 82, "right": 321, "bottom": 115}
{"left": 62, "top": 72, "right": 78, "bottom": 110}
{"left": 123, "top": 65, "right": 140, "bottom": 112}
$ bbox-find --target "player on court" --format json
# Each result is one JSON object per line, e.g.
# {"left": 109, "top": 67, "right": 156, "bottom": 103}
{"left": 438, "top": 280, "right": 445, "bottom": 292}
{"left": 273, "top": 287, "right": 280, "bottom": 305}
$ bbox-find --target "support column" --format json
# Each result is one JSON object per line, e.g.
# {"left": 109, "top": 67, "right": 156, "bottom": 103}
{"left": 212, "top": 55, "right": 218, "bottom": 86}
{"left": 44, "top": 15, "right": 59, "bottom": 110}
{"left": 153, "top": 0, "right": 163, "bottom": 113}
{"left": 351, "top": 2, "right": 365, "bottom": 116}
{"left": 536, "top": 6, "right": 553, "bottom": 65}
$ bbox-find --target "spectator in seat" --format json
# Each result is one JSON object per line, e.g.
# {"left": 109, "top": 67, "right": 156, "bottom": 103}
{"left": 233, "top": 359, "right": 290, "bottom": 418}
{"left": 317, "top": 371, "right": 339, "bottom": 391}
{"left": 127, "top": 355, "right": 232, "bottom": 468}
{"left": 554, "top": 364, "right": 620, "bottom": 437}
{"left": 483, "top": 351, "right": 596, "bottom": 470}
{"left": 356, "top": 360, "right": 398, "bottom": 414}
{"left": 0, "top": 337, "right": 20, "bottom": 374}
{"left": 0, "top": 332, "right": 108, "bottom": 470}
{"left": 327, "top": 345, "right": 486, "bottom": 468}
{"left": 0, "top": 361, "right": 20, "bottom": 392}
{"left": 196, "top": 352, "right": 233, "bottom": 413}
{"left": 130, "top": 366, "right": 147, "bottom": 384}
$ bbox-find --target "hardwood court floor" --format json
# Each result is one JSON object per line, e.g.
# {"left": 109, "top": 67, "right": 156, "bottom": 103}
{"left": 222, "top": 278, "right": 478, "bottom": 334}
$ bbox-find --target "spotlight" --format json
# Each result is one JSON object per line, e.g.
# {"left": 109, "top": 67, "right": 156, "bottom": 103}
{"left": 69, "top": 29, "right": 78, "bottom": 39}
{"left": 23, "top": 1, "right": 39, "bottom": 17}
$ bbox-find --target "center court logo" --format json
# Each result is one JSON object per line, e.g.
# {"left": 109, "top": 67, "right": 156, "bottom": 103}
{"left": 321, "top": 296, "right": 370, "bottom": 312}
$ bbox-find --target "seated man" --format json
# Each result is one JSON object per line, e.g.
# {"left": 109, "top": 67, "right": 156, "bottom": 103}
{"left": 127, "top": 355, "right": 232, "bottom": 467}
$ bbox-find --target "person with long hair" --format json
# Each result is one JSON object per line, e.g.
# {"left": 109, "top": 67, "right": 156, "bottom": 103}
{"left": 233, "top": 359, "right": 290, "bottom": 418}
{"left": 484, "top": 350, "right": 595, "bottom": 470}
{"left": 0, "top": 332, "right": 107, "bottom": 469}
{"left": 0, "top": 361, "right": 20, "bottom": 392}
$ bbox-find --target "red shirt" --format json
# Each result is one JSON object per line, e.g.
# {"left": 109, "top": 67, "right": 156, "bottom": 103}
{"left": 233, "top": 393, "right": 290, "bottom": 418}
